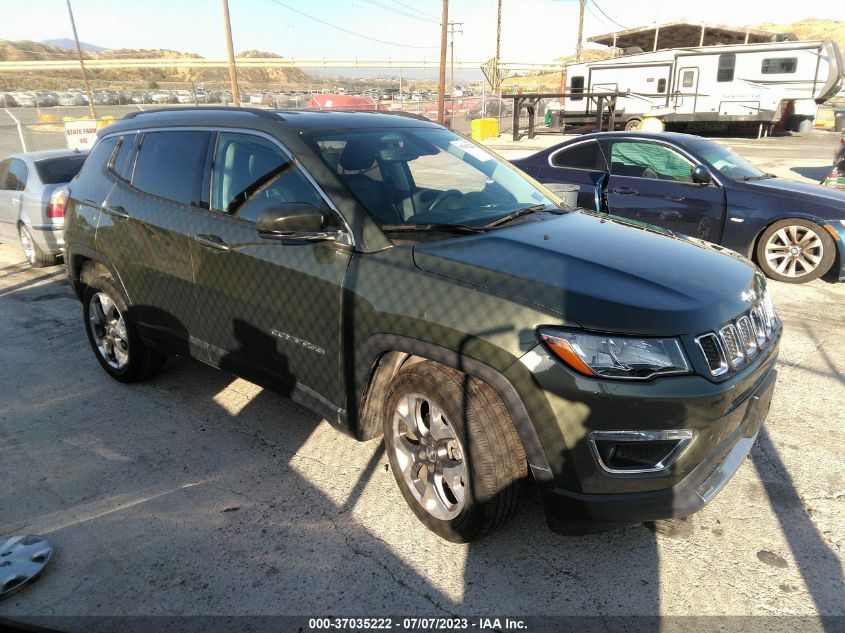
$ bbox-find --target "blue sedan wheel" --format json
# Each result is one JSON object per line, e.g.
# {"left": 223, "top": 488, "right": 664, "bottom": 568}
{"left": 756, "top": 219, "right": 835, "bottom": 283}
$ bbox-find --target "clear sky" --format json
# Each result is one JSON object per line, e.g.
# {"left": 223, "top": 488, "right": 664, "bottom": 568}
{"left": 0, "top": 0, "right": 831, "bottom": 62}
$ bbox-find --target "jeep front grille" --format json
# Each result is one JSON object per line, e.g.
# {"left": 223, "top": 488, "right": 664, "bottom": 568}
{"left": 696, "top": 301, "right": 778, "bottom": 378}
{"left": 696, "top": 333, "right": 728, "bottom": 376}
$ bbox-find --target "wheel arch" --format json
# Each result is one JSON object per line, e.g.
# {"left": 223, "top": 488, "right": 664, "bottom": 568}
{"left": 67, "top": 245, "right": 131, "bottom": 304}
{"left": 353, "top": 334, "right": 553, "bottom": 484}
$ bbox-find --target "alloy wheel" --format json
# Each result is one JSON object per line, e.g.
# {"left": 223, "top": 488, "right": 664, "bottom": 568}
{"left": 87, "top": 292, "right": 130, "bottom": 369}
{"left": 764, "top": 224, "right": 825, "bottom": 279}
{"left": 391, "top": 393, "right": 468, "bottom": 520}
{"left": 18, "top": 226, "right": 34, "bottom": 265}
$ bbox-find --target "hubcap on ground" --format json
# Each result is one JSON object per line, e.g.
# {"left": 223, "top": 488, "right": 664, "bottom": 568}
{"left": 19, "top": 227, "right": 34, "bottom": 264}
{"left": 88, "top": 292, "right": 129, "bottom": 369}
{"left": 392, "top": 392, "right": 467, "bottom": 520}
{"left": 764, "top": 225, "right": 824, "bottom": 278}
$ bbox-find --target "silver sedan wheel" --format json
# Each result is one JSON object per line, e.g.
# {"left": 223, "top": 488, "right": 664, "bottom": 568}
{"left": 391, "top": 393, "right": 467, "bottom": 521}
{"left": 18, "top": 226, "right": 35, "bottom": 265}
{"left": 88, "top": 292, "right": 129, "bottom": 369}
{"left": 764, "top": 224, "right": 825, "bottom": 278}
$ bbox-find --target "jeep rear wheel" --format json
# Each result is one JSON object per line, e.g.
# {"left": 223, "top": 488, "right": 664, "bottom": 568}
{"left": 383, "top": 361, "right": 527, "bottom": 542}
{"left": 82, "top": 275, "right": 165, "bottom": 382}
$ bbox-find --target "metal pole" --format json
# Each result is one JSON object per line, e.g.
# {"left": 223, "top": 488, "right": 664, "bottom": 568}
{"left": 65, "top": 0, "right": 97, "bottom": 119}
{"left": 494, "top": 0, "right": 502, "bottom": 94}
{"left": 575, "top": 0, "right": 585, "bottom": 63}
{"left": 437, "top": 0, "right": 448, "bottom": 124}
{"left": 222, "top": 0, "right": 241, "bottom": 107}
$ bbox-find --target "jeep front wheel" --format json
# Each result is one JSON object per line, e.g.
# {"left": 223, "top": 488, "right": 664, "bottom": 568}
{"left": 383, "top": 361, "right": 527, "bottom": 542}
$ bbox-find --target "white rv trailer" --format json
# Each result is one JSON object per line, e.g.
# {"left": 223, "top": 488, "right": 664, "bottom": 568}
{"left": 558, "top": 38, "right": 844, "bottom": 130}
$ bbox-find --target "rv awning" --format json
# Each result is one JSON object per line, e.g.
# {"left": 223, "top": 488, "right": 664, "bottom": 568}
{"left": 588, "top": 21, "right": 783, "bottom": 52}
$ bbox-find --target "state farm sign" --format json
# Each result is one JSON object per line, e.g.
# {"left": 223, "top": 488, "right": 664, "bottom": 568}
{"left": 64, "top": 120, "right": 99, "bottom": 150}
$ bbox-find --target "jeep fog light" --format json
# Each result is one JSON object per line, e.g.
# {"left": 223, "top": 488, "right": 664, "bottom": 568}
{"left": 589, "top": 429, "right": 695, "bottom": 474}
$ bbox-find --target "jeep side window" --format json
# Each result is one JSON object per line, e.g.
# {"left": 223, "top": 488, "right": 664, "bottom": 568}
{"left": 211, "top": 132, "right": 323, "bottom": 223}
{"left": 132, "top": 131, "right": 210, "bottom": 206}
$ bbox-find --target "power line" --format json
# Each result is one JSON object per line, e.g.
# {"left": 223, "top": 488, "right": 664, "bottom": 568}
{"left": 268, "top": 0, "right": 438, "bottom": 49}
{"left": 590, "top": 0, "right": 627, "bottom": 30}
{"left": 386, "top": 0, "right": 439, "bottom": 20}
{"left": 360, "top": 0, "right": 439, "bottom": 24}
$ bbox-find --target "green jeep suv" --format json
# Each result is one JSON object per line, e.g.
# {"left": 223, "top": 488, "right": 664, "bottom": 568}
{"left": 64, "top": 108, "right": 780, "bottom": 542}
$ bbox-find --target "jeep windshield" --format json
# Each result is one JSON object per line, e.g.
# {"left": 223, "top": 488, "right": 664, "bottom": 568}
{"left": 308, "top": 127, "right": 559, "bottom": 232}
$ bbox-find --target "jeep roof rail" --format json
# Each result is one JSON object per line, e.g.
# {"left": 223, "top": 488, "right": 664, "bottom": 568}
{"left": 120, "top": 106, "right": 286, "bottom": 122}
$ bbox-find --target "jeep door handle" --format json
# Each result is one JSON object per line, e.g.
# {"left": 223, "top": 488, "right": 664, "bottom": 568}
{"left": 195, "top": 234, "right": 230, "bottom": 251}
{"left": 611, "top": 186, "right": 637, "bottom": 195}
{"left": 102, "top": 204, "right": 129, "bottom": 219}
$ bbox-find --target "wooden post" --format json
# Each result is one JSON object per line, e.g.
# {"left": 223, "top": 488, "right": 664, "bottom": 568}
{"left": 222, "top": 0, "right": 241, "bottom": 107}
{"left": 493, "top": 0, "right": 502, "bottom": 94}
{"left": 575, "top": 0, "right": 585, "bottom": 62}
{"left": 437, "top": 0, "right": 448, "bottom": 124}
{"left": 65, "top": 0, "right": 97, "bottom": 119}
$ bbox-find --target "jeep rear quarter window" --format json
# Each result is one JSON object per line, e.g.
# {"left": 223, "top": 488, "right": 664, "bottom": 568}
{"left": 132, "top": 131, "right": 210, "bottom": 207}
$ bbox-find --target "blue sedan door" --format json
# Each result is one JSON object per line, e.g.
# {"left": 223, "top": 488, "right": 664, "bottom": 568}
{"left": 603, "top": 138, "right": 725, "bottom": 242}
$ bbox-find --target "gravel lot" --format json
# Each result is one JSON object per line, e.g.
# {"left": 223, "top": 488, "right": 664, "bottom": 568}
{"left": 0, "top": 133, "right": 843, "bottom": 631}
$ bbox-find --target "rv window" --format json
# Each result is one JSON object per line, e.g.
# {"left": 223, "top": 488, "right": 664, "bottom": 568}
{"left": 570, "top": 76, "right": 585, "bottom": 101}
{"left": 717, "top": 54, "right": 735, "bottom": 82}
{"left": 657, "top": 79, "right": 666, "bottom": 93}
{"left": 609, "top": 141, "right": 694, "bottom": 182}
{"left": 682, "top": 70, "right": 694, "bottom": 88}
{"left": 761, "top": 57, "right": 797, "bottom": 74}
{"left": 550, "top": 141, "right": 608, "bottom": 171}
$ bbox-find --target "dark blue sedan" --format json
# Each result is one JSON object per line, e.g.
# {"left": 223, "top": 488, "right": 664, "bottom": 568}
{"left": 512, "top": 132, "right": 845, "bottom": 284}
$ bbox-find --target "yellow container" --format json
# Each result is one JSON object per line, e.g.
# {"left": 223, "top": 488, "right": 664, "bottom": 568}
{"left": 471, "top": 117, "right": 499, "bottom": 141}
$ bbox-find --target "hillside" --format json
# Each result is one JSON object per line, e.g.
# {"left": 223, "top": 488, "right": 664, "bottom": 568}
{"left": 41, "top": 38, "right": 105, "bottom": 52}
{"left": 756, "top": 18, "right": 845, "bottom": 49}
{"left": 0, "top": 40, "right": 312, "bottom": 90}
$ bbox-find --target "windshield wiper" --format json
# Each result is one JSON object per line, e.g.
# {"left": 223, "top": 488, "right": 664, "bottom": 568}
{"left": 741, "top": 173, "right": 776, "bottom": 181}
{"left": 482, "top": 204, "right": 555, "bottom": 229}
{"left": 380, "top": 223, "right": 485, "bottom": 234}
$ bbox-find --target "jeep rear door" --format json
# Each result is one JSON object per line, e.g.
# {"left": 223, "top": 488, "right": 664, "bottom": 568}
{"left": 97, "top": 130, "right": 210, "bottom": 351}
{"left": 190, "top": 131, "right": 350, "bottom": 414}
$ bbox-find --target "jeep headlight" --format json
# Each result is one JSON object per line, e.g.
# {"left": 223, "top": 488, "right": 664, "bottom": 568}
{"left": 539, "top": 329, "right": 691, "bottom": 380}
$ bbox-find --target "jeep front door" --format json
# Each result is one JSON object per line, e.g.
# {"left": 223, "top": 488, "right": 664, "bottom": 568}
{"left": 191, "top": 131, "right": 351, "bottom": 414}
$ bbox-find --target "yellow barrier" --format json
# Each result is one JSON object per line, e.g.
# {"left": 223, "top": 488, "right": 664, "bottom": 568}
{"left": 471, "top": 117, "right": 499, "bottom": 141}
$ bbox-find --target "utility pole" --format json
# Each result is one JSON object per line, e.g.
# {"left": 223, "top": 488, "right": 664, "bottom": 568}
{"left": 65, "top": 0, "right": 97, "bottom": 119}
{"left": 222, "top": 0, "right": 241, "bottom": 107}
{"left": 494, "top": 0, "right": 502, "bottom": 94}
{"left": 448, "top": 22, "right": 463, "bottom": 106}
{"left": 575, "top": 0, "right": 586, "bottom": 63}
{"left": 437, "top": 0, "right": 448, "bottom": 125}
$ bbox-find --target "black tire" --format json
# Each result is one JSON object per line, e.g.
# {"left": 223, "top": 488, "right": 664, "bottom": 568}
{"left": 18, "top": 223, "right": 57, "bottom": 268}
{"left": 755, "top": 218, "right": 835, "bottom": 284}
{"left": 383, "top": 361, "right": 527, "bottom": 542}
{"left": 82, "top": 275, "right": 165, "bottom": 382}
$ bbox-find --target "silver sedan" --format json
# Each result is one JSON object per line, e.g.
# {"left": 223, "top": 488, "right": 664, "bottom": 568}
{"left": 0, "top": 150, "right": 88, "bottom": 267}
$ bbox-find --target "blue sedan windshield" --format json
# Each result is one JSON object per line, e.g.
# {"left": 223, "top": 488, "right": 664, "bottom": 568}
{"left": 688, "top": 141, "right": 765, "bottom": 180}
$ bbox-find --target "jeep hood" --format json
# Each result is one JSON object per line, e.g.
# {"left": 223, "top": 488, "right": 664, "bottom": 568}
{"left": 412, "top": 212, "right": 763, "bottom": 336}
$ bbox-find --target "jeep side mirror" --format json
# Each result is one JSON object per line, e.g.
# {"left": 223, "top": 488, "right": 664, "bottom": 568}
{"left": 256, "top": 203, "right": 335, "bottom": 241}
{"left": 692, "top": 164, "right": 713, "bottom": 185}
